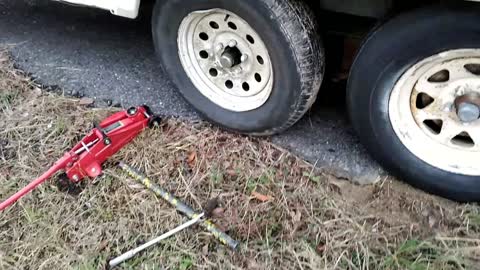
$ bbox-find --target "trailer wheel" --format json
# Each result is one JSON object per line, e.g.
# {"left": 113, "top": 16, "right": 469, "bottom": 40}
{"left": 347, "top": 5, "right": 480, "bottom": 202}
{"left": 152, "top": 0, "right": 324, "bottom": 135}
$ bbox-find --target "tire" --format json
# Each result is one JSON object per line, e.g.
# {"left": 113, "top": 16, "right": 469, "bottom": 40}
{"left": 347, "top": 4, "right": 480, "bottom": 202}
{"left": 152, "top": 0, "right": 324, "bottom": 135}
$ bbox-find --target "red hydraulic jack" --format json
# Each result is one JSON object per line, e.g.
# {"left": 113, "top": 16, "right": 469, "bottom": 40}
{"left": 0, "top": 106, "right": 159, "bottom": 211}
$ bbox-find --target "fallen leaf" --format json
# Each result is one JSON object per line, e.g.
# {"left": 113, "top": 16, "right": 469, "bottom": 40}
{"left": 97, "top": 240, "right": 108, "bottom": 252}
{"left": 79, "top": 97, "right": 94, "bottom": 105}
{"left": 212, "top": 207, "right": 225, "bottom": 218}
{"left": 226, "top": 169, "right": 236, "bottom": 176}
{"left": 187, "top": 151, "right": 197, "bottom": 167}
{"left": 251, "top": 191, "right": 273, "bottom": 202}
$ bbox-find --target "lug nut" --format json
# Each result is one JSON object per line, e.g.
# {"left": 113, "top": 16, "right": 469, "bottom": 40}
{"left": 241, "top": 54, "right": 248, "bottom": 62}
{"left": 228, "top": 40, "right": 237, "bottom": 47}
{"left": 215, "top": 43, "right": 224, "bottom": 52}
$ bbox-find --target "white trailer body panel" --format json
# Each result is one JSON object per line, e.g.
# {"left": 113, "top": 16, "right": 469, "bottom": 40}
{"left": 54, "top": 0, "right": 140, "bottom": 18}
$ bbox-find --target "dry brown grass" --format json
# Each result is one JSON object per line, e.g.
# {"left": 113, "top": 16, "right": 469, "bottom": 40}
{"left": 1, "top": 49, "right": 480, "bottom": 270}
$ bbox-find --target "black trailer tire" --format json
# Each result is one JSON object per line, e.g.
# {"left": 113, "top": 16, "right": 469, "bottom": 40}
{"left": 152, "top": 0, "right": 324, "bottom": 135}
{"left": 347, "top": 5, "right": 480, "bottom": 202}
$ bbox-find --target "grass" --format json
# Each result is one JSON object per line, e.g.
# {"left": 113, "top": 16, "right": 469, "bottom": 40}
{"left": 0, "top": 49, "right": 480, "bottom": 269}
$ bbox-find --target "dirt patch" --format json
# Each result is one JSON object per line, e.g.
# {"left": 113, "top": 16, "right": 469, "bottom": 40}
{"left": 1, "top": 49, "right": 480, "bottom": 270}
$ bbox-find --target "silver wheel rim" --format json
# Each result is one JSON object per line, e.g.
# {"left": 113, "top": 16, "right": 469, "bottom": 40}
{"left": 390, "top": 49, "right": 480, "bottom": 176}
{"left": 177, "top": 9, "right": 274, "bottom": 112}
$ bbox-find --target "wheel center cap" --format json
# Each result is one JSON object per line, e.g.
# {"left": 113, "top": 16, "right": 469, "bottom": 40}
{"left": 455, "top": 93, "right": 480, "bottom": 123}
{"left": 457, "top": 102, "right": 480, "bottom": 123}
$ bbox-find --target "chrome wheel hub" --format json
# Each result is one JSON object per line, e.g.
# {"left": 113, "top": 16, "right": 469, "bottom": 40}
{"left": 177, "top": 9, "right": 273, "bottom": 112}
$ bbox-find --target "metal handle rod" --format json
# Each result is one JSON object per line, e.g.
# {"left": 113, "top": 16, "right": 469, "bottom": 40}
{"left": 108, "top": 213, "right": 204, "bottom": 268}
{"left": 74, "top": 139, "right": 99, "bottom": 155}
{"left": 118, "top": 162, "right": 240, "bottom": 250}
{"left": 0, "top": 161, "right": 66, "bottom": 211}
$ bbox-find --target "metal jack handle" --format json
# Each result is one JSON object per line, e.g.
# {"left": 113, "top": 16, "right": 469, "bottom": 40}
{"left": 118, "top": 162, "right": 240, "bottom": 250}
{"left": 109, "top": 213, "right": 205, "bottom": 268}
{"left": 0, "top": 161, "right": 67, "bottom": 211}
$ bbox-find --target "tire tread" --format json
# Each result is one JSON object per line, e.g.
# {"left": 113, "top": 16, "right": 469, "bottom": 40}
{"left": 252, "top": 0, "right": 325, "bottom": 135}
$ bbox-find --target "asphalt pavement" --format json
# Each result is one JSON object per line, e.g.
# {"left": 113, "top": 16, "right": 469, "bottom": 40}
{"left": 0, "top": 0, "right": 385, "bottom": 184}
